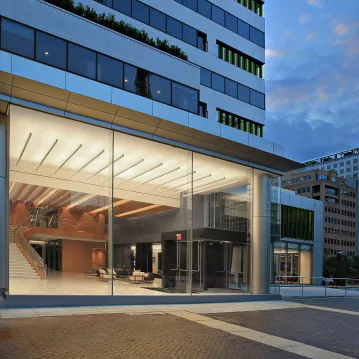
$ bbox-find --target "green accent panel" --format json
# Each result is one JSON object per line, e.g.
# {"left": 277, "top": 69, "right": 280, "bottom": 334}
{"left": 234, "top": 53, "right": 239, "bottom": 67}
{"left": 240, "top": 119, "right": 245, "bottom": 131}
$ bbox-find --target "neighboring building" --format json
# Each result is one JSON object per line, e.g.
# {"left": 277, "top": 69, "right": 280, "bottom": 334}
{"left": 271, "top": 189, "right": 323, "bottom": 285}
{"left": 0, "top": 0, "right": 304, "bottom": 307}
{"left": 282, "top": 169, "right": 357, "bottom": 257}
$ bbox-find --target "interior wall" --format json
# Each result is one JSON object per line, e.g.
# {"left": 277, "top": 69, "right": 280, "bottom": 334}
{"left": 10, "top": 201, "right": 30, "bottom": 226}
{"left": 300, "top": 251, "right": 312, "bottom": 284}
{"left": 62, "top": 239, "right": 105, "bottom": 273}
{"left": 92, "top": 248, "right": 106, "bottom": 268}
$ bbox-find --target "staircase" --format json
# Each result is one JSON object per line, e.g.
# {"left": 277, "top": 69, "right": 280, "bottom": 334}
{"left": 9, "top": 225, "right": 16, "bottom": 243}
{"left": 9, "top": 243, "right": 41, "bottom": 279}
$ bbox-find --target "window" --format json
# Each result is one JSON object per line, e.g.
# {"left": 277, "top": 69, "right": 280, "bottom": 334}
{"left": 36, "top": 32, "right": 67, "bottom": 70}
{"left": 148, "top": 74, "right": 171, "bottom": 105}
{"left": 333, "top": 164, "right": 338, "bottom": 168}
{"left": 167, "top": 17, "right": 182, "bottom": 40}
{"left": 124, "top": 64, "right": 149, "bottom": 97}
{"left": 172, "top": 82, "right": 198, "bottom": 113}
{"left": 346, "top": 160, "right": 351, "bottom": 165}
{"left": 183, "top": 24, "right": 197, "bottom": 46}
{"left": 238, "top": 84, "right": 250, "bottom": 103}
{"left": 199, "top": 102, "right": 207, "bottom": 118}
{"left": 1, "top": 19, "right": 34, "bottom": 58}
{"left": 225, "top": 13, "right": 237, "bottom": 33}
{"left": 340, "top": 162, "right": 344, "bottom": 167}
{"left": 197, "top": 32, "right": 206, "bottom": 51}
{"left": 317, "top": 174, "right": 329, "bottom": 180}
{"left": 212, "top": 5, "right": 225, "bottom": 26}
{"left": 250, "top": 26, "right": 265, "bottom": 48}
{"left": 132, "top": 0, "right": 150, "bottom": 24}
{"left": 113, "top": 0, "right": 131, "bottom": 16}
{"left": 354, "top": 159, "right": 358, "bottom": 164}
{"left": 198, "top": 0, "right": 211, "bottom": 18}
{"left": 97, "top": 54, "right": 123, "bottom": 89}
{"left": 225, "top": 79, "right": 237, "bottom": 98}
{"left": 68, "top": 44, "right": 96, "bottom": 79}
{"left": 183, "top": 0, "right": 197, "bottom": 11}
{"left": 250, "top": 90, "right": 265, "bottom": 109}
{"left": 238, "top": 19, "right": 250, "bottom": 39}
{"left": 200, "top": 68, "right": 211, "bottom": 87}
{"left": 212, "top": 73, "right": 225, "bottom": 93}
{"left": 150, "top": 8, "right": 166, "bottom": 32}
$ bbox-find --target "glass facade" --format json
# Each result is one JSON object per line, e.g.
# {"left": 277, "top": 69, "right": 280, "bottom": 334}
{"left": 8, "top": 106, "right": 278, "bottom": 296}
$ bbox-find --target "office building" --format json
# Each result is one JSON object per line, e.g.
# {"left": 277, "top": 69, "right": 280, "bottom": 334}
{"left": 0, "top": 0, "right": 320, "bottom": 307}
{"left": 282, "top": 169, "right": 357, "bottom": 257}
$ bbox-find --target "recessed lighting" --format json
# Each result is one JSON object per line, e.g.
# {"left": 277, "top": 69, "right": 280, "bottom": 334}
{"left": 44, "top": 51, "right": 49, "bottom": 55}
{"left": 125, "top": 79, "right": 128, "bottom": 82}
{"left": 157, "top": 90, "right": 160, "bottom": 94}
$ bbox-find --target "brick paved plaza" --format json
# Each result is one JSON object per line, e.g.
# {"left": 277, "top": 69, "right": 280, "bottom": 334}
{"left": 0, "top": 299, "right": 358, "bottom": 359}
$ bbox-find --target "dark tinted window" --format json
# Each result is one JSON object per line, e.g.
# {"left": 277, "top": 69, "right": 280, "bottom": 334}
{"left": 68, "top": 44, "right": 96, "bottom": 79}
{"left": 199, "top": 102, "right": 207, "bottom": 118}
{"left": 183, "top": 0, "right": 197, "bottom": 11}
{"left": 200, "top": 68, "right": 211, "bottom": 87}
{"left": 174, "top": 0, "right": 182, "bottom": 3}
{"left": 100, "top": 0, "right": 113, "bottom": 6}
{"left": 238, "top": 20, "right": 250, "bottom": 39}
{"left": 150, "top": 8, "right": 166, "bottom": 32}
{"left": 183, "top": 24, "right": 197, "bottom": 47}
{"left": 212, "top": 73, "right": 225, "bottom": 93}
{"left": 225, "top": 79, "right": 237, "bottom": 98}
{"left": 149, "top": 74, "right": 171, "bottom": 104}
{"left": 250, "top": 27, "right": 265, "bottom": 48}
{"left": 212, "top": 5, "right": 225, "bottom": 26}
{"left": 36, "top": 32, "right": 66, "bottom": 70}
{"left": 97, "top": 54, "right": 123, "bottom": 89}
{"left": 197, "top": 32, "right": 206, "bottom": 51}
{"left": 167, "top": 17, "right": 182, "bottom": 39}
{"left": 238, "top": 84, "right": 250, "bottom": 103}
{"left": 113, "top": 0, "right": 131, "bottom": 16}
{"left": 132, "top": 0, "right": 150, "bottom": 24}
{"left": 1, "top": 19, "right": 34, "bottom": 58}
{"left": 250, "top": 89, "right": 265, "bottom": 109}
{"left": 225, "top": 13, "right": 237, "bottom": 33}
{"left": 124, "top": 64, "right": 149, "bottom": 97}
{"left": 198, "top": 0, "right": 212, "bottom": 19}
{"left": 172, "top": 82, "right": 198, "bottom": 113}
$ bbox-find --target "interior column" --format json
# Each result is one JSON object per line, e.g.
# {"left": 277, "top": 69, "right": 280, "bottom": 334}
{"left": 251, "top": 172, "right": 271, "bottom": 294}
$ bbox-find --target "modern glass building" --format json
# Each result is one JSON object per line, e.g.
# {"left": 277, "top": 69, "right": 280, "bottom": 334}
{"left": 0, "top": 0, "right": 316, "bottom": 306}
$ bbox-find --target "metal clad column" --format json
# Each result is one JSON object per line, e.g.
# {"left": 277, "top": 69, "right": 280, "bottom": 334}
{"left": 251, "top": 172, "right": 271, "bottom": 294}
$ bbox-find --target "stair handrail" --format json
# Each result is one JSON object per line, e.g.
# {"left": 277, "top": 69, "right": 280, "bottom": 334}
{"left": 14, "top": 216, "right": 48, "bottom": 279}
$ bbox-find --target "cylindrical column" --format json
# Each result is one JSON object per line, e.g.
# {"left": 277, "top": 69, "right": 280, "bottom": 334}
{"left": 251, "top": 172, "right": 271, "bottom": 294}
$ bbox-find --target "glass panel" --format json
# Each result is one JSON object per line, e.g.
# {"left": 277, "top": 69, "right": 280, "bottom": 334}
{"left": 167, "top": 17, "right": 182, "bottom": 40}
{"left": 113, "top": 0, "right": 132, "bottom": 16}
{"left": 212, "top": 5, "right": 225, "bottom": 26}
{"left": 238, "top": 19, "right": 250, "bottom": 39}
{"left": 225, "top": 79, "right": 237, "bottom": 98}
{"left": 183, "top": 0, "right": 198, "bottom": 11}
{"left": 225, "top": 13, "right": 237, "bottom": 33}
{"left": 250, "top": 89, "right": 265, "bottom": 109}
{"left": 124, "top": 64, "right": 149, "bottom": 97}
{"left": 238, "top": 84, "right": 250, "bottom": 103}
{"left": 1, "top": 19, "right": 35, "bottom": 58}
{"left": 198, "top": 0, "right": 212, "bottom": 18}
{"left": 9, "top": 106, "right": 113, "bottom": 296}
{"left": 172, "top": 82, "right": 198, "bottom": 114}
{"left": 183, "top": 24, "right": 197, "bottom": 47}
{"left": 212, "top": 73, "right": 225, "bottom": 93}
{"left": 68, "top": 44, "right": 96, "bottom": 79}
{"left": 149, "top": 74, "right": 171, "bottom": 105}
{"left": 132, "top": 0, "right": 150, "bottom": 24}
{"left": 200, "top": 68, "right": 211, "bottom": 87}
{"left": 250, "top": 27, "right": 265, "bottom": 48}
{"left": 150, "top": 8, "right": 167, "bottom": 32}
{"left": 97, "top": 54, "right": 123, "bottom": 89}
{"left": 36, "top": 32, "right": 67, "bottom": 70}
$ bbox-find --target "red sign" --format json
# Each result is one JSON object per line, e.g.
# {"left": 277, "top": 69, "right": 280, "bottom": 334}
{"left": 176, "top": 233, "right": 182, "bottom": 240}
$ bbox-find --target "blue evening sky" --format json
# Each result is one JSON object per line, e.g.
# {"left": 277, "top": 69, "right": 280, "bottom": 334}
{"left": 264, "top": 0, "right": 359, "bottom": 162}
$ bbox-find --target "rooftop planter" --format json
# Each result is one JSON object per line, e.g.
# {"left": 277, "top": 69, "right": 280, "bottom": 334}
{"left": 43, "top": 0, "right": 189, "bottom": 61}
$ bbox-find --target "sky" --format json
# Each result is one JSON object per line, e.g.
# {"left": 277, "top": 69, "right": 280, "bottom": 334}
{"left": 264, "top": 0, "right": 359, "bottom": 163}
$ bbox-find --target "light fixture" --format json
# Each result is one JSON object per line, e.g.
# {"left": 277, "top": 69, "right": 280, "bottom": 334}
{"left": 133, "top": 167, "right": 180, "bottom": 188}
{"left": 115, "top": 204, "right": 162, "bottom": 218}
{"left": 118, "top": 163, "right": 163, "bottom": 186}
{"left": 9, "top": 182, "right": 16, "bottom": 195}
{"left": 54, "top": 144, "right": 82, "bottom": 174}
{"left": 104, "top": 159, "right": 144, "bottom": 183}
{"left": 125, "top": 79, "right": 128, "bottom": 82}
{"left": 87, "top": 154, "right": 124, "bottom": 180}
{"left": 71, "top": 150, "right": 105, "bottom": 177}
{"left": 16, "top": 133, "right": 32, "bottom": 167}
{"left": 36, "top": 189, "right": 58, "bottom": 206}
{"left": 44, "top": 51, "right": 49, "bottom": 56}
{"left": 67, "top": 194, "right": 97, "bottom": 209}
{"left": 157, "top": 90, "right": 160, "bottom": 94}
{"left": 36, "top": 139, "right": 58, "bottom": 171}
{"left": 151, "top": 171, "right": 197, "bottom": 189}
{"left": 89, "top": 199, "right": 130, "bottom": 215}
{"left": 191, "top": 180, "right": 240, "bottom": 196}
{"left": 172, "top": 177, "right": 226, "bottom": 195}
{"left": 160, "top": 174, "right": 211, "bottom": 193}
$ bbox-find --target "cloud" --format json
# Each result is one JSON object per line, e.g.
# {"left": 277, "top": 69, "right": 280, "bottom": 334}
{"left": 298, "top": 14, "right": 310, "bottom": 24}
{"left": 265, "top": 49, "right": 283, "bottom": 58}
{"left": 335, "top": 23, "right": 350, "bottom": 35}
{"left": 306, "top": 32, "right": 317, "bottom": 40}
{"left": 307, "top": 0, "right": 322, "bottom": 7}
